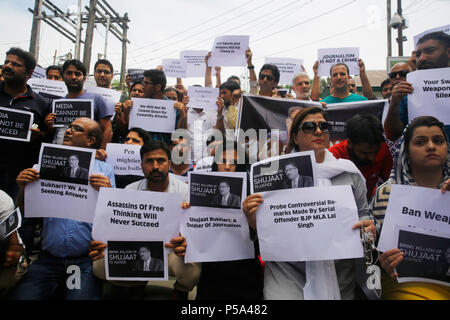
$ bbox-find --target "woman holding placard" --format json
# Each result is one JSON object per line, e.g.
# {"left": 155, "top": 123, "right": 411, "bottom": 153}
{"left": 372, "top": 116, "right": 450, "bottom": 300}
{"left": 242, "top": 106, "right": 376, "bottom": 300}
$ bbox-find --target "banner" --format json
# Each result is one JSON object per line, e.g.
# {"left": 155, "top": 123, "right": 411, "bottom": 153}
{"left": 52, "top": 99, "right": 93, "bottom": 127}
{"left": 31, "top": 66, "right": 46, "bottom": 79}
{"left": 209, "top": 35, "right": 249, "bottom": 67}
{"left": 237, "top": 94, "right": 388, "bottom": 159}
{"left": 129, "top": 98, "right": 176, "bottom": 133}
{"left": 0, "top": 107, "right": 34, "bottom": 142}
{"left": 27, "top": 78, "right": 68, "bottom": 100}
{"left": 183, "top": 171, "right": 254, "bottom": 263}
{"left": 407, "top": 68, "right": 450, "bottom": 124}
{"left": 264, "top": 57, "right": 304, "bottom": 85}
{"left": 24, "top": 144, "right": 98, "bottom": 223}
{"left": 180, "top": 50, "right": 209, "bottom": 78}
{"left": 317, "top": 47, "right": 359, "bottom": 77}
{"left": 105, "top": 143, "right": 144, "bottom": 177}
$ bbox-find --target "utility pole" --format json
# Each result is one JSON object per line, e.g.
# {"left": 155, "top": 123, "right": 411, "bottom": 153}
{"left": 74, "top": 0, "right": 83, "bottom": 59}
{"left": 29, "top": 0, "right": 43, "bottom": 60}
{"left": 387, "top": 0, "right": 392, "bottom": 57}
{"left": 104, "top": 15, "right": 110, "bottom": 59}
{"left": 397, "top": 0, "right": 403, "bottom": 56}
{"left": 83, "top": 0, "right": 97, "bottom": 72}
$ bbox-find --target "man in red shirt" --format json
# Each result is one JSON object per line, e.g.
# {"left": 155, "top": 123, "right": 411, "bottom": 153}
{"left": 329, "top": 114, "right": 393, "bottom": 201}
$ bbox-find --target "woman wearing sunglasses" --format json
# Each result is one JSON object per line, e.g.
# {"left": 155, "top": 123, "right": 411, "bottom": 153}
{"left": 242, "top": 106, "right": 376, "bottom": 300}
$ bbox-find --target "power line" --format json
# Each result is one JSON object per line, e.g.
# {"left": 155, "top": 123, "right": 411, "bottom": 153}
{"left": 130, "top": 0, "right": 275, "bottom": 63}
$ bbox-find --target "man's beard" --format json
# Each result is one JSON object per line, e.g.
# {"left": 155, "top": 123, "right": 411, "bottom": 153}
{"left": 65, "top": 81, "right": 84, "bottom": 92}
{"left": 348, "top": 147, "right": 372, "bottom": 166}
{"left": 2, "top": 67, "right": 26, "bottom": 87}
{"left": 146, "top": 168, "right": 168, "bottom": 183}
{"left": 297, "top": 90, "right": 311, "bottom": 99}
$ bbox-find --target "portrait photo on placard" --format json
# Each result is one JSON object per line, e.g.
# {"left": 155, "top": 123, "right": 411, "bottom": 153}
{"left": 0, "top": 208, "right": 21, "bottom": 239}
{"left": 252, "top": 153, "right": 315, "bottom": 193}
{"left": 39, "top": 145, "right": 92, "bottom": 185}
{"left": 397, "top": 229, "right": 450, "bottom": 283}
{"left": 107, "top": 241, "right": 165, "bottom": 279}
{"left": 190, "top": 173, "right": 243, "bottom": 210}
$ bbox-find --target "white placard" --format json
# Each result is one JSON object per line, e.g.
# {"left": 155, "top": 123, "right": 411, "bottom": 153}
{"left": 186, "top": 86, "right": 219, "bottom": 110}
{"left": 31, "top": 66, "right": 46, "bottom": 79}
{"left": 180, "top": 50, "right": 209, "bottom": 78}
{"left": 264, "top": 57, "right": 304, "bottom": 85}
{"left": 407, "top": 67, "right": 450, "bottom": 124}
{"left": 84, "top": 86, "right": 122, "bottom": 116}
{"left": 254, "top": 185, "right": 363, "bottom": 261}
{"left": 183, "top": 171, "right": 254, "bottom": 263}
{"left": 105, "top": 143, "right": 144, "bottom": 177}
{"left": 129, "top": 98, "right": 176, "bottom": 133}
{"left": 92, "top": 188, "right": 182, "bottom": 281}
{"left": 378, "top": 185, "right": 450, "bottom": 252}
{"left": 414, "top": 25, "right": 450, "bottom": 49}
{"left": 27, "top": 78, "right": 68, "bottom": 99}
{"left": 162, "top": 59, "right": 187, "bottom": 78}
{"left": 24, "top": 144, "right": 98, "bottom": 223}
{"left": 317, "top": 47, "right": 359, "bottom": 77}
{"left": 209, "top": 35, "right": 249, "bottom": 67}
{"left": 0, "top": 107, "right": 34, "bottom": 142}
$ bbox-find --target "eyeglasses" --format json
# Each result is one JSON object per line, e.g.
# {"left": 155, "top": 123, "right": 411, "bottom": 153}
{"left": 68, "top": 124, "right": 85, "bottom": 133}
{"left": 300, "top": 121, "right": 331, "bottom": 134}
{"left": 95, "top": 69, "right": 111, "bottom": 75}
{"left": 259, "top": 74, "right": 274, "bottom": 81}
{"left": 348, "top": 84, "right": 356, "bottom": 88}
{"left": 388, "top": 70, "right": 409, "bottom": 79}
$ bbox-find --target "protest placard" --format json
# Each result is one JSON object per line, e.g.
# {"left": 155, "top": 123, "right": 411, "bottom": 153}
{"left": 24, "top": 144, "right": 98, "bottom": 223}
{"left": 84, "top": 85, "right": 122, "bottom": 116}
{"left": 209, "top": 35, "right": 249, "bottom": 67}
{"left": 92, "top": 188, "right": 183, "bottom": 281}
{"left": 183, "top": 171, "right": 254, "bottom": 263}
{"left": 237, "top": 94, "right": 387, "bottom": 158}
{"left": 0, "top": 207, "right": 22, "bottom": 239}
{"left": 105, "top": 143, "right": 143, "bottom": 177}
{"left": 264, "top": 57, "right": 304, "bottom": 85}
{"left": 127, "top": 68, "right": 145, "bottom": 82}
{"left": 413, "top": 24, "right": 450, "bottom": 49}
{"left": 31, "top": 66, "right": 46, "bottom": 79}
{"left": 317, "top": 47, "right": 359, "bottom": 77}
{"left": 180, "top": 50, "right": 209, "bottom": 78}
{"left": 162, "top": 59, "right": 186, "bottom": 78}
{"left": 52, "top": 99, "right": 93, "bottom": 127}
{"left": 187, "top": 86, "right": 219, "bottom": 110}
{"left": 0, "top": 107, "right": 34, "bottom": 142}
{"left": 252, "top": 184, "right": 363, "bottom": 261}
{"left": 407, "top": 67, "right": 450, "bottom": 124}
{"left": 27, "top": 78, "right": 68, "bottom": 100}
{"left": 378, "top": 185, "right": 450, "bottom": 252}
{"left": 395, "top": 226, "right": 449, "bottom": 287}
{"left": 129, "top": 98, "right": 176, "bottom": 133}
{"left": 250, "top": 151, "right": 317, "bottom": 194}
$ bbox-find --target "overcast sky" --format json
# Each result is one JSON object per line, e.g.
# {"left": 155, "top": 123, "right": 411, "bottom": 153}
{"left": 1, "top": 0, "right": 449, "bottom": 88}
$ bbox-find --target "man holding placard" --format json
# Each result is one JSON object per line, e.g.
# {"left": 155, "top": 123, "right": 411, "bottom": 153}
{"left": 385, "top": 31, "right": 450, "bottom": 142}
{"left": 10, "top": 117, "right": 115, "bottom": 300}
{"left": 0, "top": 48, "right": 52, "bottom": 199}
{"left": 89, "top": 140, "right": 200, "bottom": 300}
{"left": 93, "top": 59, "right": 114, "bottom": 89}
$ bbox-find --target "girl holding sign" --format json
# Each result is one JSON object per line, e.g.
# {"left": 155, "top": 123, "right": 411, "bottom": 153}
{"left": 373, "top": 116, "right": 450, "bottom": 300}
{"left": 243, "top": 106, "right": 376, "bottom": 300}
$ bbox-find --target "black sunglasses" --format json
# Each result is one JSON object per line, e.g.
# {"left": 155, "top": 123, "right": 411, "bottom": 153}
{"left": 388, "top": 70, "right": 409, "bottom": 79}
{"left": 300, "top": 121, "right": 331, "bottom": 133}
{"left": 259, "top": 74, "right": 274, "bottom": 81}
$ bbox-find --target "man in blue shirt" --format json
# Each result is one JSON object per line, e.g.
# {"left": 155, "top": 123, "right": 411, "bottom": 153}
{"left": 320, "top": 62, "right": 368, "bottom": 104}
{"left": 11, "top": 117, "right": 115, "bottom": 300}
